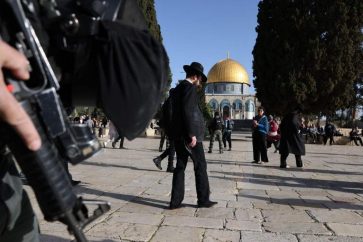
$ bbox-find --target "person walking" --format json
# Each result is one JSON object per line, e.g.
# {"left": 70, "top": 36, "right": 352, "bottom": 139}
{"left": 152, "top": 137, "right": 175, "bottom": 172}
{"left": 153, "top": 89, "right": 175, "bottom": 172}
{"left": 222, "top": 115, "right": 234, "bottom": 151}
{"left": 112, "top": 135, "right": 125, "bottom": 149}
{"left": 158, "top": 128, "right": 166, "bottom": 152}
{"left": 350, "top": 127, "right": 363, "bottom": 146}
{"left": 103, "top": 121, "right": 118, "bottom": 147}
{"left": 266, "top": 115, "right": 280, "bottom": 153}
{"left": 208, "top": 111, "right": 224, "bottom": 154}
{"left": 84, "top": 116, "right": 93, "bottom": 132}
{"left": 251, "top": 107, "right": 269, "bottom": 164}
{"left": 169, "top": 62, "right": 217, "bottom": 209}
{"left": 99, "top": 117, "right": 108, "bottom": 138}
{"left": 279, "top": 109, "right": 305, "bottom": 168}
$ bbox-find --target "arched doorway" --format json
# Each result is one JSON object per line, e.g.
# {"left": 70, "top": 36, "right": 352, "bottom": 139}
{"left": 245, "top": 99, "right": 255, "bottom": 119}
{"left": 220, "top": 99, "right": 231, "bottom": 118}
{"left": 223, "top": 106, "right": 230, "bottom": 118}
{"left": 232, "top": 99, "right": 243, "bottom": 119}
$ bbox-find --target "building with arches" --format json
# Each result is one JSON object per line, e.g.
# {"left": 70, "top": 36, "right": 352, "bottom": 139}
{"left": 205, "top": 57, "right": 259, "bottom": 120}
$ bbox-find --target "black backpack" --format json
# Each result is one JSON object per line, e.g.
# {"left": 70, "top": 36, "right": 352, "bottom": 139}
{"left": 215, "top": 117, "right": 223, "bottom": 130}
{"left": 210, "top": 116, "right": 223, "bottom": 131}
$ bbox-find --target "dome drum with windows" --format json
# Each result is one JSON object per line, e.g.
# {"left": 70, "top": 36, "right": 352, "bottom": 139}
{"left": 205, "top": 57, "right": 257, "bottom": 120}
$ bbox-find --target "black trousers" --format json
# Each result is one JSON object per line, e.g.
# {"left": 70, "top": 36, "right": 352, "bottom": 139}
{"left": 159, "top": 129, "right": 166, "bottom": 150}
{"left": 159, "top": 140, "right": 175, "bottom": 162}
{"left": 252, "top": 132, "right": 268, "bottom": 162}
{"left": 280, "top": 152, "right": 303, "bottom": 167}
{"left": 114, "top": 136, "right": 125, "bottom": 148}
{"left": 170, "top": 141, "right": 210, "bottom": 207}
{"left": 351, "top": 137, "right": 363, "bottom": 146}
{"left": 323, "top": 134, "right": 334, "bottom": 145}
{"left": 223, "top": 131, "right": 232, "bottom": 148}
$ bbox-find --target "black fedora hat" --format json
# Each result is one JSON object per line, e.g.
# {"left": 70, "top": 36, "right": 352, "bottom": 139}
{"left": 183, "top": 62, "right": 207, "bottom": 82}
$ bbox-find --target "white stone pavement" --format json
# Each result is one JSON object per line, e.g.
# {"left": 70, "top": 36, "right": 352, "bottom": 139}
{"left": 24, "top": 134, "right": 363, "bottom": 242}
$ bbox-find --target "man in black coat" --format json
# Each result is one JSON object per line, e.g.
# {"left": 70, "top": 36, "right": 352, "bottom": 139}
{"left": 169, "top": 62, "right": 217, "bottom": 209}
{"left": 279, "top": 109, "right": 305, "bottom": 168}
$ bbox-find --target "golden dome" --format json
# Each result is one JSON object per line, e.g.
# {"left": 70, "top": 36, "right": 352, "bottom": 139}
{"left": 207, "top": 58, "right": 250, "bottom": 85}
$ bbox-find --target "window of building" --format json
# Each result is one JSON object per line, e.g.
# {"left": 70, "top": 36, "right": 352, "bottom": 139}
{"left": 208, "top": 85, "right": 213, "bottom": 93}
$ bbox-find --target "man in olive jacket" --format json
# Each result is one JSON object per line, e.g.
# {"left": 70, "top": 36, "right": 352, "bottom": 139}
{"left": 279, "top": 109, "right": 305, "bottom": 168}
{"left": 169, "top": 62, "right": 217, "bottom": 209}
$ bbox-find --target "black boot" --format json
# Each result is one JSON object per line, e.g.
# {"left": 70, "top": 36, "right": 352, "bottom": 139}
{"left": 166, "top": 160, "right": 174, "bottom": 173}
{"left": 296, "top": 155, "right": 303, "bottom": 168}
{"left": 153, "top": 157, "right": 162, "bottom": 170}
{"left": 280, "top": 159, "right": 288, "bottom": 168}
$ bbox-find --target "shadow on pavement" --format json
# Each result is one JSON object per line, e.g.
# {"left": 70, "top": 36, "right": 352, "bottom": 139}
{"left": 82, "top": 161, "right": 158, "bottom": 172}
{"left": 308, "top": 151, "right": 363, "bottom": 158}
{"left": 40, "top": 234, "right": 116, "bottom": 242}
{"left": 237, "top": 194, "right": 363, "bottom": 210}
{"left": 74, "top": 186, "right": 197, "bottom": 210}
{"left": 328, "top": 162, "right": 363, "bottom": 166}
{"left": 263, "top": 165, "right": 363, "bottom": 176}
{"left": 210, "top": 171, "right": 363, "bottom": 194}
{"left": 208, "top": 161, "right": 363, "bottom": 176}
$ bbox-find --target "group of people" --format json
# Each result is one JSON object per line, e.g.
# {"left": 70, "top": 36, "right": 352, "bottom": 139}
{"left": 72, "top": 115, "right": 109, "bottom": 138}
{"left": 3, "top": 29, "right": 362, "bottom": 240}
{"left": 302, "top": 121, "right": 338, "bottom": 145}
{"left": 251, "top": 106, "right": 305, "bottom": 168}
{"left": 207, "top": 111, "right": 234, "bottom": 154}
{"left": 150, "top": 62, "right": 312, "bottom": 212}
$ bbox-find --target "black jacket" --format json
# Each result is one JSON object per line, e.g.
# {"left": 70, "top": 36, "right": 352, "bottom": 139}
{"left": 279, "top": 111, "right": 305, "bottom": 156}
{"left": 171, "top": 80, "right": 205, "bottom": 142}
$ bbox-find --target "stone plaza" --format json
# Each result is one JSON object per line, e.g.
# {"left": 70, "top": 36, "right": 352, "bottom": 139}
{"left": 25, "top": 133, "right": 363, "bottom": 242}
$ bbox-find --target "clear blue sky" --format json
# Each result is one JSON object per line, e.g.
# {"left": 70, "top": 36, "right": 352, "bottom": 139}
{"left": 154, "top": 0, "right": 260, "bottom": 93}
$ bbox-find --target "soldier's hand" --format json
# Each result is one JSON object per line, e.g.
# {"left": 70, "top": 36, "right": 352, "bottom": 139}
{"left": 189, "top": 136, "right": 197, "bottom": 148}
{"left": 0, "top": 40, "right": 41, "bottom": 151}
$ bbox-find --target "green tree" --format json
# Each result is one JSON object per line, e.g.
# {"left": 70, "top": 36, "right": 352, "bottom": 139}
{"left": 198, "top": 82, "right": 213, "bottom": 122}
{"left": 253, "top": 0, "right": 363, "bottom": 116}
{"left": 138, "top": 0, "right": 173, "bottom": 90}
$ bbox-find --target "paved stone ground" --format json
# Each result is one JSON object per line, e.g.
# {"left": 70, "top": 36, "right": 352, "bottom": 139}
{"left": 24, "top": 134, "right": 363, "bottom": 242}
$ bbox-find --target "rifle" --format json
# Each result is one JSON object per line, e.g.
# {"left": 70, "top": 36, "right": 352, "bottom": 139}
{"left": 0, "top": 0, "right": 111, "bottom": 241}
